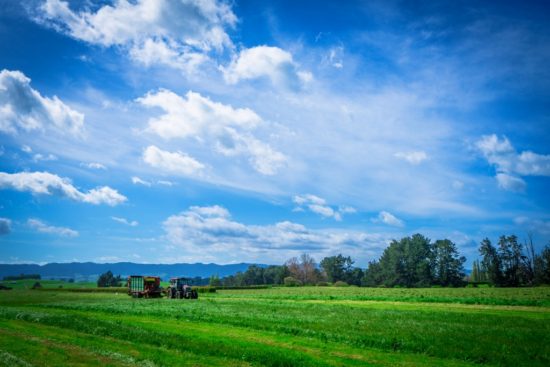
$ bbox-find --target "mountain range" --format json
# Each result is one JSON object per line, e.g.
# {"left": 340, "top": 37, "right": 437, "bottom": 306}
{"left": 0, "top": 262, "right": 261, "bottom": 281}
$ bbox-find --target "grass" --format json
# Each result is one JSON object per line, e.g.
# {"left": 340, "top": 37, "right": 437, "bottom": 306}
{"left": 0, "top": 286, "right": 549, "bottom": 366}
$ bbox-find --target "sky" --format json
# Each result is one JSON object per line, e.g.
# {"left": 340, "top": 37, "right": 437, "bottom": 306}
{"left": 0, "top": 0, "right": 549, "bottom": 267}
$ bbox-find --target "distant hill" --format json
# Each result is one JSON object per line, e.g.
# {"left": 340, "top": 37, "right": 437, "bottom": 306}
{"left": 0, "top": 262, "right": 262, "bottom": 282}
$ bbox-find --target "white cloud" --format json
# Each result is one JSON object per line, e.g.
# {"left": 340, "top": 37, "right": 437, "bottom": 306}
{"left": 293, "top": 194, "right": 356, "bottom": 221}
{"left": 139, "top": 89, "right": 261, "bottom": 139}
{"left": 162, "top": 205, "right": 387, "bottom": 263}
{"left": 157, "top": 180, "right": 174, "bottom": 186}
{"left": 27, "top": 218, "right": 78, "bottom": 237}
{"left": 394, "top": 151, "right": 428, "bottom": 165}
{"left": 81, "top": 162, "right": 106, "bottom": 170}
{"left": 111, "top": 216, "right": 138, "bottom": 227}
{"left": 37, "top": 0, "right": 236, "bottom": 72}
{"left": 131, "top": 176, "right": 151, "bottom": 186}
{"left": 496, "top": 173, "right": 526, "bottom": 192}
{"left": 0, "top": 69, "right": 84, "bottom": 135}
{"left": 21, "top": 145, "right": 33, "bottom": 153}
{"left": 143, "top": 145, "right": 204, "bottom": 176}
{"left": 0, "top": 171, "right": 127, "bottom": 206}
{"left": 138, "top": 89, "right": 286, "bottom": 175}
{"left": 0, "top": 217, "right": 11, "bottom": 235}
{"left": 221, "top": 46, "right": 312, "bottom": 88}
{"left": 477, "top": 134, "right": 550, "bottom": 191}
{"left": 33, "top": 153, "right": 58, "bottom": 162}
{"left": 373, "top": 211, "right": 404, "bottom": 227}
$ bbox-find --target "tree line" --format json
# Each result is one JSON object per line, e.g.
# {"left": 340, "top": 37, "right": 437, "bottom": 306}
{"left": 3, "top": 274, "right": 41, "bottom": 281}
{"left": 472, "top": 234, "right": 550, "bottom": 286}
{"left": 214, "top": 233, "right": 550, "bottom": 288}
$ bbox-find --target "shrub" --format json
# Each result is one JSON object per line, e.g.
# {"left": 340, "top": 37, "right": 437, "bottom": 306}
{"left": 195, "top": 286, "right": 217, "bottom": 293}
{"left": 333, "top": 281, "right": 349, "bottom": 287}
{"left": 316, "top": 281, "right": 329, "bottom": 286}
{"left": 31, "top": 282, "right": 42, "bottom": 289}
{"left": 284, "top": 276, "right": 302, "bottom": 287}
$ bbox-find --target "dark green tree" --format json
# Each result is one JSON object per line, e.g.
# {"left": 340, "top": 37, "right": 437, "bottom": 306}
{"left": 97, "top": 270, "right": 121, "bottom": 287}
{"left": 209, "top": 274, "right": 221, "bottom": 286}
{"left": 243, "top": 265, "right": 265, "bottom": 285}
{"left": 366, "top": 234, "right": 433, "bottom": 287}
{"left": 479, "top": 238, "right": 502, "bottom": 286}
{"left": 498, "top": 235, "right": 524, "bottom": 286}
{"left": 320, "top": 254, "right": 354, "bottom": 283}
{"left": 362, "top": 260, "right": 383, "bottom": 286}
{"left": 432, "top": 239, "right": 466, "bottom": 286}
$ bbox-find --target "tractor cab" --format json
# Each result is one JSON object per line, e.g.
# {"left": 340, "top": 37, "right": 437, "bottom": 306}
{"left": 167, "top": 277, "right": 198, "bottom": 299}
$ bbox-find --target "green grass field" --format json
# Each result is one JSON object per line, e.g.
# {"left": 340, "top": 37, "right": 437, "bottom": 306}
{"left": 0, "top": 286, "right": 549, "bottom": 366}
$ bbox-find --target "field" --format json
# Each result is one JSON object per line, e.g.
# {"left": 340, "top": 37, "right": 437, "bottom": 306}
{"left": 0, "top": 286, "right": 549, "bottom": 366}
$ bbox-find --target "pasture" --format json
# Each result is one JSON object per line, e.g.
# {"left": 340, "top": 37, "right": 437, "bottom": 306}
{"left": 0, "top": 286, "right": 549, "bottom": 366}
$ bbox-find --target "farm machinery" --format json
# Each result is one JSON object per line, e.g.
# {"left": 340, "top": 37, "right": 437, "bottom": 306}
{"left": 127, "top": 275, "right": 162, "bottom": 298}
{"left": 166, "top": 277, "right": 198, "bottom": 299}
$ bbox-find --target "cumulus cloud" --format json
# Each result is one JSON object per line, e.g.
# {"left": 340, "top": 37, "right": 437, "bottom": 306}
{"left": 111, "top": 216, "right": 138, "bottom": 227}
{"left": 143, "top": 145, "right": 205, "bottom": 176}
{"left": 0, "top": 218, "right": 11, "bottom": 235}
{"left": 163, "top": 205, "right": 386, "bottom": 262}
{"left": 221, "top": 46, "right": 312, "bottom": 88}
{"left": 394, "top": 151, "right": 428, "bottom": 165}
{"left": 138, "top": 89, "right": 286, "bottom": 175}
{"left": 477, "top": 134, "right": 550, "bottom": 191}
{"left": 37, "top": 0, "right": 236, "bottom": 72}
{"left": 293, "top": 194, "right": 356, "bottom": 221}
{"left": 0, "top": 69, "right": 84, "bottom": 135}
{"left": 373, "top": 211, "right": 404, "bottom": 227}
{"left": 28, "top": 218, "right": 78, "bottom": 237}
{"left": 0, "top": 171, "right": 127, "bottom": 206}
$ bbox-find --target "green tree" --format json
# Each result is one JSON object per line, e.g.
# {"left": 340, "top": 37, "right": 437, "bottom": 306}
{"left": 263, "top": 265, "right": 289, "bottom": 285}
{"left": 362, "top": 260, "right": 383, "bottom": 286}
{"left": 320, "top": 254, "right": 354, "bottom": 283}
{"left": 243, "top": 265, "right": 264, "bottom": 285}
{"left": 432, "top": 239, "right": 466, "bottom": 286}
{"left": 366, "top": 234, "right": 433, "bottom": 287}
{"left": 97, "top": 270, "right": 121, "bottom": 287}
{"left": 498, "top": 235, "right": 524, "bottom": 286}
{"left": 479, "top": 238, "right": 502, "bottom": 286}
{"left": 209, "top": 274, "right": 221, "bottom": 286}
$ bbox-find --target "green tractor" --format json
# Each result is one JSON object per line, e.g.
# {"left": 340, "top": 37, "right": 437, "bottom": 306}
{"left": 166, "top": 277, "right": 198, "bottom": 299}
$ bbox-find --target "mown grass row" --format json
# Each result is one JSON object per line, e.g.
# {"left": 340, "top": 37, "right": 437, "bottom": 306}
{"left": 216, "top": 286, "right": 550, "bottom": 306}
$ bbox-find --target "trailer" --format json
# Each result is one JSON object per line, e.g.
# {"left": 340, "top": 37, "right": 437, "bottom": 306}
{"left": 127, "top": 275, "right": 162, "bottom": 298}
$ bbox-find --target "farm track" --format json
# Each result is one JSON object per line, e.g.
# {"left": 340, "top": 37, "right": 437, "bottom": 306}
{"left": 1, "top": 288, "right": 549, "bottom": 366}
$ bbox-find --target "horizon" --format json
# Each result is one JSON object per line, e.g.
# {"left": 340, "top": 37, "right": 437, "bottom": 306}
{"left": 1, "top": 0, "right": 549, "bottom": 268}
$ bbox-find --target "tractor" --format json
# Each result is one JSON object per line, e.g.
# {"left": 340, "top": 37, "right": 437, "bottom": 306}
{"left": 166, "top": 277, "right": 198, "bottom": 299}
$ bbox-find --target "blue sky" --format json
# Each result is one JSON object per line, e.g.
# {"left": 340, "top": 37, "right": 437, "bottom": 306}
{"left": 0, "top": 0, "right": 549, "bottom": 267}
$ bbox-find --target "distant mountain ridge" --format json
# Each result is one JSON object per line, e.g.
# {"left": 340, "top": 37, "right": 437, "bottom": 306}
{"left": 0, "top": 262, "right": 263, "bottom": 281}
